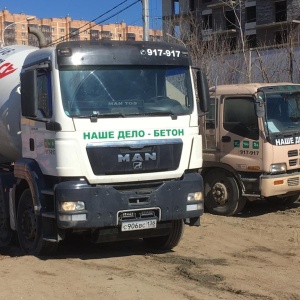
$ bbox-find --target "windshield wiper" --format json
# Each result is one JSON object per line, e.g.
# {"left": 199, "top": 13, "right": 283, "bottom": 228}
{"left": 141, "top": 111, "right": 179, "bottom": 120}
{"left": 72, "top": 112, "right": 126, "bottom": 119}
{"left": 71, "top": 111, "right": 179, "bottom": 120}
{"left": 142, "top": 111, "right": 176, "bottom": 116}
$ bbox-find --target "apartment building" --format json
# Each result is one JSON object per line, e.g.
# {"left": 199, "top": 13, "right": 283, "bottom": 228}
{"left": 162, "top": 0, "right": 300, "bottom": 48}
{"left": 0, "top": 9, "right": 162, "bottom": 47}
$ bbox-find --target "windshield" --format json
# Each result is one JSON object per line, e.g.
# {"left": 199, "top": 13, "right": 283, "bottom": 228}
{"left": 59, "top": 66, "right": 194, "bottom": 117}
{"left": 264, "top": 91, "right": 300, "bottom": 134}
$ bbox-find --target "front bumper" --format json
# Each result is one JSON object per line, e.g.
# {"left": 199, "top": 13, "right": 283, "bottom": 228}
{"left": 260, "top": 171, "right": 300, "bottom": 197}
{"left": 55, "top": 172, "right": 204, "bottom": 229}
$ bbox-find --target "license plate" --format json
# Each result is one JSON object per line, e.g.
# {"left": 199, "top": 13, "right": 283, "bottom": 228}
{"left": 121, "top": 219, "right": 157, "bottom": 232}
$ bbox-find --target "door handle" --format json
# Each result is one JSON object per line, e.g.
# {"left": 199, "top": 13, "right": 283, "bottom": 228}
{"left": 221, "top": 136, "right": 231, "bottom": 142}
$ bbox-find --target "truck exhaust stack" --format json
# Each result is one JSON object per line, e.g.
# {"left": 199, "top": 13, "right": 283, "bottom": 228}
{"left": 28, "top": 26, "right": 47, "bottom": 48}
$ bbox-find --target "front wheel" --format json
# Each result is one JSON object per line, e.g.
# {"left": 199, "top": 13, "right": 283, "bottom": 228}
{"left": 204, "top": 169, "right": 245, "bottom": 216}
{"left": 143, "top": 220, "right": 184, "bottom": 250}
{"left": 17, "top": 189, "right": 58, "bottom": 256}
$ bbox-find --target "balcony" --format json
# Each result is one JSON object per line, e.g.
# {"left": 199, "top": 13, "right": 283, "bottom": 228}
{"left": 207, "top": 0, "right": 236, "bottom": 9}
{"left": 256, "top": 20, "right": 300, "bottom": 29}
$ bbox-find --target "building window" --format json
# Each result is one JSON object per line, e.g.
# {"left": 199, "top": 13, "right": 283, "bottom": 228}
{"left": 60, "top": 28, "right": 64, "bottom": 33}
{"left": 275, "top": 1, "right": 287, "bottom": 22}
{"left": 173, "top": 0, "right": 179, "bottom": 15}
{"left": 126, "top": 33, "right": 136, "bottom": 41}
{"left": 51, "top": 27, "right": 54, "bottom": 32}
{"left": 225, "top": 10, "right": 235, "bottom": 30}
{"left": 275, "top": 30, "right": 287, "bottom": 44}
{"left": 41, "top": 25, "right": 51, "bottom": 33}
{"left": 202, "top": 14, "right": 212, "bottom": 30}
{"left": 228, "top": 36, "right": 237, "bottom": 50}
{"left": 101, "top": 31, "right": 112, "bottom": 40}
{"left": 174, "top": 25, "right": 180, "bottom": 38}
{"left": 189, "top": 0, "right": 195, "bottom": 12}
{"left": 90, "top": 29, "right": 99, "bottom": 40}
{"left": 246, "top": 6, "right": 256, "bottom": 23}
{"left": 247, "top": 34, "right": 257, "bottom": 48}
{"left": 70, "top": 28, "right": 80, "bottom": 41}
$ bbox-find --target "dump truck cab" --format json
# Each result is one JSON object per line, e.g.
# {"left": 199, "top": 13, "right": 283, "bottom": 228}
{"left": 200, "top": 83, "right": 300, "bottom": 215}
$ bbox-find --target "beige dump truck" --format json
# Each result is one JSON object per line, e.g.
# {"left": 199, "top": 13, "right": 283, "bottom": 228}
{"left": 200, "top": 83, "right": 300, "bottom": 215}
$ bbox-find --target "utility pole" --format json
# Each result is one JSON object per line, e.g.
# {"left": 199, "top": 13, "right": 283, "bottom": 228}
{"left": 142, "top": 0, "right": 149, "bottom": 41}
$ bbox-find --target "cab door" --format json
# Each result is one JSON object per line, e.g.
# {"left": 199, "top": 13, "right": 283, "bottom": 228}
{"left": 219, "top": 96, "right": 263, "bottom": 171}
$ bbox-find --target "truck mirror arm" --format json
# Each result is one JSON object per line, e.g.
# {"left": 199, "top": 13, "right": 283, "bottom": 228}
{"left": 255, "top": 91, "right": 265, "bottom": 118}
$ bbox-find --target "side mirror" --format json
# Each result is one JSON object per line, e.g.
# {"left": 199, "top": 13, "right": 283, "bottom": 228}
{"left": 255, "top": 97, "right": 265, "bottom": 118}
{"left": 196, "top": 70, "right": 210, "bottom": 113}
{"left": 21, "top": 70, "right": 38, "bottom": 118}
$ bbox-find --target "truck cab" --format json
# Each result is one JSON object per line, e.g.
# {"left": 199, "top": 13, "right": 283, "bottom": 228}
{"left": 0, "top": 39, "right": 209, "bottom": 255}
{"left": 200, "top": 83, "right": 300, "bottom": 215}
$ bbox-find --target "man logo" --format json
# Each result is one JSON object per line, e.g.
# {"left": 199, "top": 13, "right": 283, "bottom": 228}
{"left": 133, "top": 162, "right": 143, "bottom": 169}
{"left": 118, "top": 152, "right": 157, "bottom": 163}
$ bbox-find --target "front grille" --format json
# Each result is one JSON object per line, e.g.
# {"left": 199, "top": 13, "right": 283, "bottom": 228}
{"left": 289, "top": 159, "right": 298, "bottom": 166}
{"left": 86, "top": 139, "right": 183, "bottom": 175}
{"left": 287, "top": 177, "right": 299, "bottom": 186}
{"left": 288, "top": 149, "right": 300, "bottom": 167}
{"left": 288, "top": 150, "right": 298, "bottom": 157}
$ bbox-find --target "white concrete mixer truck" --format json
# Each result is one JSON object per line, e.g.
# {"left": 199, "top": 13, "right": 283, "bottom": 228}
{"left": 0, "top": 28, "right": 209, "bottom": 255}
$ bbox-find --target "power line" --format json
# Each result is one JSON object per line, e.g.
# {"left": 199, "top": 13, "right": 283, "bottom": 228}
{"left": 92, "top": 0, "right": 140, "bottom": 27}
{"left": 50, "top": 0, "right": 139, "bottom": 45}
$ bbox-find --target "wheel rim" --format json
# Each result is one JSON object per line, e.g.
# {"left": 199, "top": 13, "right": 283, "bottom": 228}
{"left": 212, "top": 182, "right": 228, "bottom": 205}
{"left": 21, "top": 207, "right": 37, "bottom": 242}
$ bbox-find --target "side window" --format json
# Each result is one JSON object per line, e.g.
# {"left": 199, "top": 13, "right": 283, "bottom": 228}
{"left": 206, "top": 97, "right": 216, "bottom": 129}
{"left": 223, "top": 97, "right": 258, "bottom": 140}
{"left": 37, "top": 68, "right": 52, "bottom": 118}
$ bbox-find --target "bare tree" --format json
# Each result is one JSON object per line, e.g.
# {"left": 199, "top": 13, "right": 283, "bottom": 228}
{"left": 163, "top": 1, "right": 300, "bottom": 85}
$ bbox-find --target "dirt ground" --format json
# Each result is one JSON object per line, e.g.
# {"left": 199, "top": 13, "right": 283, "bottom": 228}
{"left": 0, "top": 200, "right": 299, "bottom": 300}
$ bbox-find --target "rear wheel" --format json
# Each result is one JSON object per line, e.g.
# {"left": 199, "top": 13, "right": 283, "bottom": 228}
{"left": 204, "top": 169, "right": 245, "bottom": 216}
{"left": 143, "top": 220, "right": 184, "bottom": 250}
{"left": 17, "top": 189, "right": 58, "bottom": 256}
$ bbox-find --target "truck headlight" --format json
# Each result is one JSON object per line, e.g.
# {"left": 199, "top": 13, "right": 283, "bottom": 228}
{"left": 186, "top": 192, "right": 204, "bottom": 211}
{"left": 187, "top": 192, "right": 203, "bottom": 201}
{"left": 59, "top": 201, "right": 85, "bottom": 212}
{"left": 269, "top": 163, "right": 286, "bottom": 174}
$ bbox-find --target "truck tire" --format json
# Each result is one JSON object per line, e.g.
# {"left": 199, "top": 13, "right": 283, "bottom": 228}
{"left": 0, "top": 222, "right": 12, "bottom": 247}
{"left": 143, "top": 219, "right": 184, "bottom": 250}
{"left": 204, "top": 169, "right": 245, "bottom": 216}
{"left": 0, "top": 192, "right": 12, "bottom": 247}
{"left": 17, "top": 189, "right": 58, "bottom": 256}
